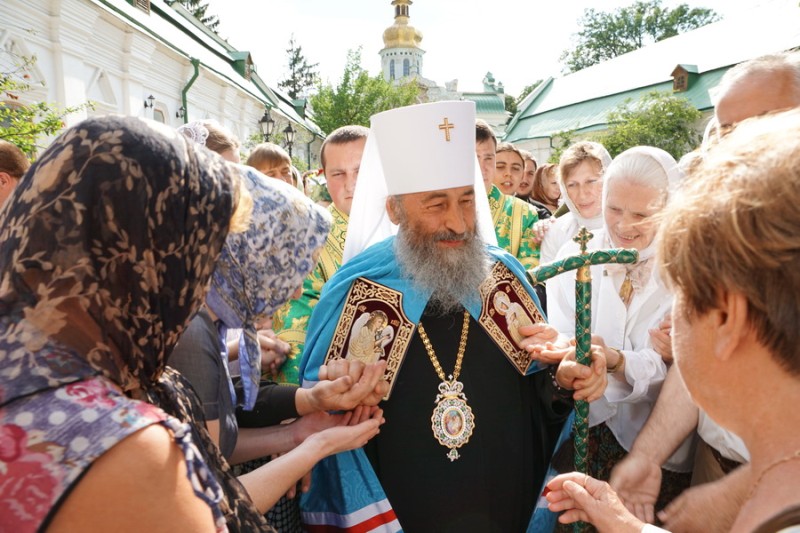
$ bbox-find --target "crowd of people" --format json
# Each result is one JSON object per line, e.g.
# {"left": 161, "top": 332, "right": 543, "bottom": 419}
{"left": 0, "top": 49, "right": 799, "bottom": 533}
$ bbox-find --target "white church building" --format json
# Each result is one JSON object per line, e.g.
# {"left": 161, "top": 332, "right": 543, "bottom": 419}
{"left": 1, "top": 0, "right": 325, "bottom": 166}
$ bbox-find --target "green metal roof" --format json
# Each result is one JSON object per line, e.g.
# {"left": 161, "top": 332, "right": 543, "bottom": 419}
{"left": 504, "top": 3, "right": 800, "bottom": 143}
{"left": 461, "top": 93, "right": 506, "bottom": 115}
{"left": 505, "top": 68, "right": 725, "bottom": 142}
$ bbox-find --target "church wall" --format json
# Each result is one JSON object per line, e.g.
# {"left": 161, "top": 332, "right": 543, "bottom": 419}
{"left": 512, "top": 138, "right": 554, "bottom": 167}
{"left": 2, "top": 0, "right": 320, "bottom": 164}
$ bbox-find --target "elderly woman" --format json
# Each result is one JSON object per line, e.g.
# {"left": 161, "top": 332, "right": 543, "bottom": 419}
{"left": 0, "top": 116, "right": 383, "bottom": 533}
{"left": 545, "top": 146, "right": 694, "bottom": 513}
{"left": 545, "top": 107, "right": 800, "bottom": 533}
{"left": 539, "top": 141, "right": 611, "bottom": 264}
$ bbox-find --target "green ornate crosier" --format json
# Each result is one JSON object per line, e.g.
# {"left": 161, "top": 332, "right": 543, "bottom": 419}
{"left": 528, "top": 227, "right": 637, "bottom": 532}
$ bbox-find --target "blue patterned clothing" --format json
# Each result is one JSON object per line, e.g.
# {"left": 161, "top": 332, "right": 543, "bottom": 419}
{"left": 206, "top": 166, "right": 331, "bottom": 409}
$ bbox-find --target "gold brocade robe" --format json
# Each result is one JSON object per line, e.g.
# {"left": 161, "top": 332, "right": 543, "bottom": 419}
{"left": 487, "top": 184, "right": 540, "bottom": 269}
{"left": 271, "top": 204, "right": 348, "bottom": 384}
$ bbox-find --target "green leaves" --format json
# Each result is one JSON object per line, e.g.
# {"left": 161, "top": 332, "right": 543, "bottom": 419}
{"left": 593, "top": 90, "right": 702, "bottom": 160}
{"left": 561, "top": 0, "right": 720, "bottom": 74}
{"left": 309, "top": 48, "right": 419, "bottom": 135}
{"left": 0, "top": 54, "right": 93, "bottom": 156}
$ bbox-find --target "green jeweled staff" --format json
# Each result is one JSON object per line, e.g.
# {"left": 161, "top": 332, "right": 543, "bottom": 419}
{"left": 528, "top": 227, "right": 637, "bottom": 530}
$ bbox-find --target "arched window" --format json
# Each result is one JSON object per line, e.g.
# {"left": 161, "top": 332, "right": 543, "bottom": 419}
{"left": 403, "top": 59, "right": 410, "bottom": 77}
{"left": 389, "top": 60, "right": 395, "bottom": 80}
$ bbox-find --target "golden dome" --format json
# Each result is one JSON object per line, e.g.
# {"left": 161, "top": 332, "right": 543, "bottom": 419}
{"left": 382, "top": 0, "right": 423, "bottom": 49}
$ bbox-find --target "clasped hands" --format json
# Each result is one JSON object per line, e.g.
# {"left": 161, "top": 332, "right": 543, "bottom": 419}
{"left": 519, "top": 323, "right": 608, "bottom": 402}
{"left": 291, "top": 359, "right": 388, "bottom": 451}
{"left": 297, "top": 359, "right": 389, "bottom": 416}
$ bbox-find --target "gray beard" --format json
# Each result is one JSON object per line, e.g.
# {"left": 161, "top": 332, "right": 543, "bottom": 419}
{"left": 395, "top": 226, "right": 491, "bottom": 316}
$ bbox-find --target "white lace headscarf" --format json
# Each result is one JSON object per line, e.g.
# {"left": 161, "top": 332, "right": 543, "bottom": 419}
{"left": 602, "top": 146, "right": 682, "bottom": 288}
{"left": 177, "top": 121, "right": 210, "bottom": 147}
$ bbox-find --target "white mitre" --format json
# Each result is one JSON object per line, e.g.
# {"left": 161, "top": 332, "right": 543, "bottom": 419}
{"left": 342, "top": 100, "right": 496, "bottom": 263}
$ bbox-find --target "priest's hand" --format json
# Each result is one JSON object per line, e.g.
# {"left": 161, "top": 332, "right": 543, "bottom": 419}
{"left": 312, "top": 359, "right": 389, "bottom": 410}
{"left": 554, "top": 345, "right": 607, "bottom": 401}
{"left": 546, "top": 472, "right": 645, "bottom": 533}
{"left": 521, "top": 323, "right": 569, "bottom": 364}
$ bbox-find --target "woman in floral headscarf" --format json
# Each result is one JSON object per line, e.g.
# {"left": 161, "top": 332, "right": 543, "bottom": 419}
{"left": 545, "top": 146, "right": 695, "bottom": 516}
{"left": 0, "top": 116, "right": 382, "bottom": 533}
{"left": 0, "top": 116, "right": 237, "bottom": 532}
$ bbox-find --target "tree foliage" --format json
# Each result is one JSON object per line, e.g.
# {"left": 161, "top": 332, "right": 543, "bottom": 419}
{"left": 548, "top": 129, "right": 577, "bottom": 164}
{"left": 1, "top": 53, "right": 93, "bottom": 155}
{"left": 515, "top": 80, "right": 543, "bottom": 107}
{"left": 309, "top": 48, "right": 419, "bottom": 135}
{"left": 504, "top": 94, "right": 517, "bottom": 117}
{"left": 279, "top": 36, "right": 319, "bottom": 100}
{"left": 560, "top": 0, "right": 719, "bottom": 73}
{"left": 177, "top": 0, "right": 220, "bottom": 32}
{"left": 593, "top": 90, "right": 702, "bottom": 159}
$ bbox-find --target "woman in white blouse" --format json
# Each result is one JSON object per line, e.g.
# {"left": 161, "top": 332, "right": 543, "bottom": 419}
{"left": 545, "top": 146, "right": 695, "bottom": 513}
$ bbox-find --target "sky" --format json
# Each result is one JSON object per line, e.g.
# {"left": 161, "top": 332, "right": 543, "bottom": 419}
{"left": 206, "top": 0, "right": 789, "bottom": 98}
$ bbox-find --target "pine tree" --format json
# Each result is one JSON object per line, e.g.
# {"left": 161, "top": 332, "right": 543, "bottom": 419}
{"left": 279, "top": 36, "right": 319, "bottom": 100}
{"left": 177, "top": 0, "right": 220, "bottom": 33}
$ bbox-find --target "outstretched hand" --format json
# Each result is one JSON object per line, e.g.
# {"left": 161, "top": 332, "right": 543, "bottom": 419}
{"left": 285, "top": 406, "right": 385, "bottom": 498}
{"left": 546, "top": 472, "right": 644, "bottom": 533}
{"left": 308, "top": 405, "right": 385, "bottom": 457}
{"left": 609, "top": 452, "right": 662, "bottom": 524}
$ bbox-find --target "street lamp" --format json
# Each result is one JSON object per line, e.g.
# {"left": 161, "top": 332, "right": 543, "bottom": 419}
{"left": 144, "top": 94, "right": 155, "bottom": 109}
{"left": 258, "top": 109, "right": 275, "bottom": 142}
{"left": 283, "top": 123, "right": 295, "bottom": 158}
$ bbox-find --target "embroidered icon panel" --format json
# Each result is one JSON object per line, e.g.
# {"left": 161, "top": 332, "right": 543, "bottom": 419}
{"left": 324, "top": 277, "right": 414, "bottom": 399}
{"left": 478, "top": 261, "right": 546, "bottom": 374}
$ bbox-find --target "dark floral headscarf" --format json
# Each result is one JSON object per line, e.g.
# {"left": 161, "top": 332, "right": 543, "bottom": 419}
{"left": 206, "top": 167, "right": 331, "bottom": 409}
{"left": 0, "top": 116, "right": 240, "bottom": 531}
{"left": 0, "top": 116, "right": 236, "bottom": 397}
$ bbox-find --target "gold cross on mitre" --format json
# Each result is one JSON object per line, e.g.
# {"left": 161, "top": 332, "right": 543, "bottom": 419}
{"left": 573, "top": 226, "right": 594, "bottom": 254}
{"left": 438, "top": 117, "right": 455, "bottom": 142}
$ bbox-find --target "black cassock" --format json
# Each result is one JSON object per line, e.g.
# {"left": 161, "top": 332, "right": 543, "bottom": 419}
{"left": 365, "top": 305, "right": 573, "bottom": 533}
